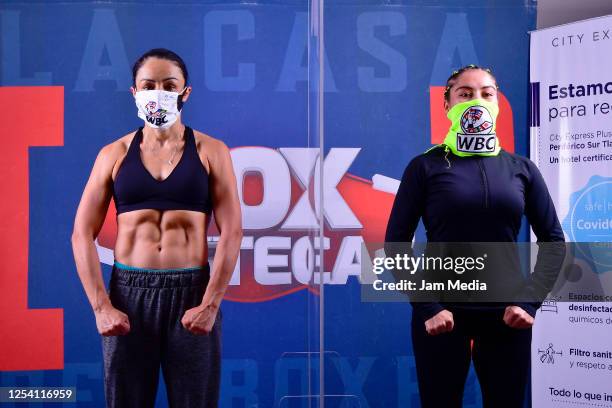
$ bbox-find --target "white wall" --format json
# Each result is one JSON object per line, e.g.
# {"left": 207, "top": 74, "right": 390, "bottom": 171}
{"left": 537, "top": 0, "right": 612, "bottom": 29}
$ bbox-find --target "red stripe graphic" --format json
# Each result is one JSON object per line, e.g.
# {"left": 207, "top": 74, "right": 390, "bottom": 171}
{"left": 0, "top": 87, "right": 64, "bottom": 370}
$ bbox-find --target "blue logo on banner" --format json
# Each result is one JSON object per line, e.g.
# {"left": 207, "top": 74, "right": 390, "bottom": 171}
{"left": 563, "top": 175, "right": 612, "bottom": 272}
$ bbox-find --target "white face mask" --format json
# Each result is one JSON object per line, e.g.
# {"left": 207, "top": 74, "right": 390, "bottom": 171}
{"left": 134, "top": 88, "right": 185, "bottom": 129}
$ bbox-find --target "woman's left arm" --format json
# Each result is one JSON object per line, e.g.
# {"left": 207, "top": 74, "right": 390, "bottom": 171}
{"left": 203, "top": 140, "right": 243, "bottom": 307}
{"left": 182, "top": 139, "right": 242, "bottom": 334}
{"left": 505, "top": 157, "right": 566, "bottom": 328}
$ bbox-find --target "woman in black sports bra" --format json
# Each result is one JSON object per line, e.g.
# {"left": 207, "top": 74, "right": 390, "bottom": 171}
{"left": 71, "top": 48, "right": 242, "bottom": 408}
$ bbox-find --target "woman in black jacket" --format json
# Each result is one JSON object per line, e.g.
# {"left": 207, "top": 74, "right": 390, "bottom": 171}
{"left": 385, "top": 65, "right": 565, "bottom": 407}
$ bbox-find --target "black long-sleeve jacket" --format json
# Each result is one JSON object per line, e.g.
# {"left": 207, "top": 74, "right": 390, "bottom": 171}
{"left": 384, "top": 145, "right": 565, "bottom": 320}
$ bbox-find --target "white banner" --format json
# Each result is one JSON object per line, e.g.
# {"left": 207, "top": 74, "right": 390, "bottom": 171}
{"left": 530, "top": 16, "right": 612, "bottom": 408}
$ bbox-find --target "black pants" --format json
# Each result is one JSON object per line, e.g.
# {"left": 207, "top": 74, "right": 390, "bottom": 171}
{"left": 101, "top": 263, "right": 221, "bottom": 408}
{"left": 411, "top": 307, "right": 531, "bottom": 408}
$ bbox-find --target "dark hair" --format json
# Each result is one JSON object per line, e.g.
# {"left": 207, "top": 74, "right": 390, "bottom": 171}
{"left": 443, "top": 64, "right": 498, "bottom": 101}
{"left": 132, "top": 48, "right": 189, "bottom": 87}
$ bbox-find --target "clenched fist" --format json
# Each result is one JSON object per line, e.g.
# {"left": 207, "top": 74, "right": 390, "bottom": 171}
{"left": 95, "top": 304, "right": 130, "bottom": 336}
{"left": 424, "top": 310, "right": 454, "bottom": 335}
{"left": 503, "top": 306, "right": 534, "bottom": 329}
{"left": 181, "top": 304, "right": 218, "bottom": 335}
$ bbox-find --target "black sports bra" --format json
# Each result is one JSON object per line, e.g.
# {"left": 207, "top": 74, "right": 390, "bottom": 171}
{"left": 112, "top": 126, "right": 212, "bottom": 215}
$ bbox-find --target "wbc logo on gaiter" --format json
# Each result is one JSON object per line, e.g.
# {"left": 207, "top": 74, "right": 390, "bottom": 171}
{"left": 457, "top": 105, "right": 496, "bottom": 153}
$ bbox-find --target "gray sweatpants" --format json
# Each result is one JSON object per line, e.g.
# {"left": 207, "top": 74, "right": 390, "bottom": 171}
{"left": 101, "top": 263, "right": 221, "bottom": 408}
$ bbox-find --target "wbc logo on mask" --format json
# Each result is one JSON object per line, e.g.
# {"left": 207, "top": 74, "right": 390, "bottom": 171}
{"left": 457, "top": 105, "right": 496, "bottom": 153}
{"left": 144, "top": 101, "right": 168, "bottom": 126}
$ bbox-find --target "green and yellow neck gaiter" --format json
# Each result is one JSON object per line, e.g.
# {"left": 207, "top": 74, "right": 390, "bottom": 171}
{"left": 441, "top": 99, "right": 501, "bottom": 157}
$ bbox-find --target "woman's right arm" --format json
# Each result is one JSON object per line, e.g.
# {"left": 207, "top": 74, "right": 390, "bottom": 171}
{"left": 71, "top": 144, "right": 130, "bottom": 336}
{"left": 385, "top": 154, "right": 453, "bottom": 335}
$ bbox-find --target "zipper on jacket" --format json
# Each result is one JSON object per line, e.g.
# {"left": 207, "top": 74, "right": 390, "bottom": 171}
{"left": 476, "top": 158, "right": 489, "bottom": 208}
